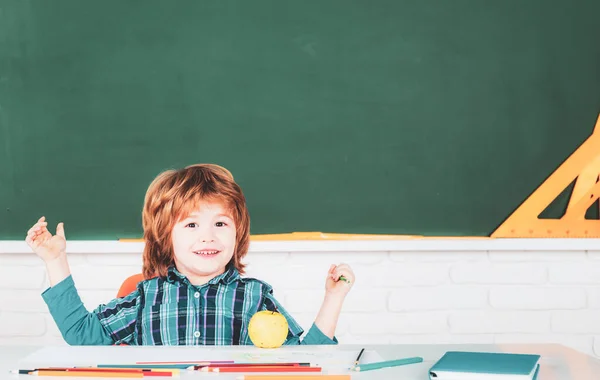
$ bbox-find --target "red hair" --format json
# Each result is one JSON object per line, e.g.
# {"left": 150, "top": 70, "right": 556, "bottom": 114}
{"left": 141, "top": 164, "right": 250, "bottom": 279}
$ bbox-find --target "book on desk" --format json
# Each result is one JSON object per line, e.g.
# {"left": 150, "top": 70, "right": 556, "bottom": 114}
{"left": 428, "top": 351, "right": 541, "bottom": 380}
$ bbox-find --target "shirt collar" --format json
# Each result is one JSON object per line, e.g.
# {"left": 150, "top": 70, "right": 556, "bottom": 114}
{"left": 166, "top": 264, "right": 240, "bottom": 286}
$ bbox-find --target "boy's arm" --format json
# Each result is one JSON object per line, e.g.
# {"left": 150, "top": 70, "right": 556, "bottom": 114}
{"left": 311, "top": 294, "right": 344, "bottom": 340}
{"left": 42, "top": 275, "right": 140, "bottom": 345}
{"left": 29, "top": 219, "right": 140, "bottom": 345}
{"left": 260, "top": 292, "right": 337, "bottom": 345}
{"left": 299, "top": 262, "right": 354, "bottom": 343}
{"left": 44, "top": 255, "right": 71, "bottom": 287}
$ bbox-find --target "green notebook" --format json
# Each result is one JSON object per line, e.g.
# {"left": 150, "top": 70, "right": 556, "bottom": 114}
{"left": 429, "top": 351, "right": 540, "bottom": 380}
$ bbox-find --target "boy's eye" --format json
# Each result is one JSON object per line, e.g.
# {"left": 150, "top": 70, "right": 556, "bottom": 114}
{"left": 185, "top": 222, "right": 198, "bottom": 228}
{"left": 215, "top": 222, "right": 226, "bottom": 227}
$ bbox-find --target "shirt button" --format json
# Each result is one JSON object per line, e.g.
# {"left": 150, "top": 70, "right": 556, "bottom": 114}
{"left": 194, "top": 292, "right": 200, "bottom": 298}
{"left": 194, "top": 331, "right": 201, "bottom": 338}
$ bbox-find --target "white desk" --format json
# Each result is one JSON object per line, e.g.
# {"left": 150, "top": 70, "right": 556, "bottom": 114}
{"left": 2, "top": 344, "right": 600, "bottom": 379}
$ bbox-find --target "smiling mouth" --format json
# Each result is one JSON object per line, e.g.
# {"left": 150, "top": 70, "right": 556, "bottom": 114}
{"left": 194, "top": 250, "right": 220, "bottom": 256}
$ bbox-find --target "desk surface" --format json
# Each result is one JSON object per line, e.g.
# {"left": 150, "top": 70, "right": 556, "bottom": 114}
{"left": 2, "top": 344, "right": 600, "bottom": 379}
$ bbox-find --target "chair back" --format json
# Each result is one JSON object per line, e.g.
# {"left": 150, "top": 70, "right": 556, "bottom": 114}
{"left": 117, "top": 273, "right": 145, "bottom": 298}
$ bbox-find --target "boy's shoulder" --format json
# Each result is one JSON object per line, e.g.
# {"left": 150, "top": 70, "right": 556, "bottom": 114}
{"left": 135, "top": 275, "right": 180, "bottom": 291}
{"left": 135, "top": 276, "right": 161, "bottom": 291}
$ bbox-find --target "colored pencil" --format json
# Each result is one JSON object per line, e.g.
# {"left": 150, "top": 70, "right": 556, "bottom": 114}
{"left": 17, "top": 368, "right": 175, "bottom": 377}
{"left": 235, "top": 376, "right": 350, "bottom": 380}
{"left": 10, "top": 367, "right": 179, "bottom": 376}
{"left": 202, "top": 366, "right": 322, "bottom": 373}
{"left": 11, "top": 369, "right": 74, "bottom": 374}
{"left": 28, "top": 371, "right": 144, "bottom": 378}
{"left": 193, "top": 362, "right": 308, "bottom": 369}
{"left": 353, "top": 348, "right": 365, "bottom": 367}
{"left": 138, "top": 373, "right": 174, "bottom": 377}
{"left": 98, "top": 364, "right": 190, "bottom": 369}
{"left": 90, "top": 368, "right": 179, "bottom": 375}
{"left": 69, "top": 369, "right": 146, "bottom": 373}
{"left": 352, "top": 356, "right": 423, "bottom": 372}
{"left": 136, "top": 360, "right": 233, "bottom": 364}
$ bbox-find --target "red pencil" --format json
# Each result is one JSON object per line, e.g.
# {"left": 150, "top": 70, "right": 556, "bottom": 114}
{"left": 202, "top": 366, "right": 322, "bottom": 373}
{"left": 67, "top": 369, "right": 145, "bottom": 373}
{"left": 136, "top": 360, "right": 233, "bottom": 364}
{"left": 194, "top": 363, "right": 305, "bottom": 369}
{"left": 235, "top": 376, "right": 350, "bottom": 380}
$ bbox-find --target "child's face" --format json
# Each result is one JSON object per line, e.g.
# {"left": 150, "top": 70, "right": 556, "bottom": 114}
{"left": 171, "top": 200, "right": 236, "bottom": 286}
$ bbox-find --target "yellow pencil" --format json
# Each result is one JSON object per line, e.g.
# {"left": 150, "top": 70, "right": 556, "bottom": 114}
{"left": 29, "top": 371, "right": 143, "bottom": 378}
{"left": 98, "top": 367, "right": 180, "bottom": 375}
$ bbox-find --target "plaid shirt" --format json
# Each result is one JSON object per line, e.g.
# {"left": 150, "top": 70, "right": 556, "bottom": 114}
{"left": 43, "top": 266, "right": 336, "bottom": 346}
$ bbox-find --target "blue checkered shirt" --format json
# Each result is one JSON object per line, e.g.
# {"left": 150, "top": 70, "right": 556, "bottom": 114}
{"left": 42, "top": 266, "right": 337, "bottom": 346}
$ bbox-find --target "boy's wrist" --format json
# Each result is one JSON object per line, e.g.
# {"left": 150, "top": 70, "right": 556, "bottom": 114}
{"left": 44, "top": 251, "right": 67, "bottom": 262}
{"left": 323, "top": 292, "right": 346, "bottom": 304}
{"left": 44, "top": 254, "right": 71, "bottom": 287}
{"left": 314, "top": 293, "right": 345, "bottom": 340}
{"left": 44, "top": 253, "right": 68, "bottom": 269}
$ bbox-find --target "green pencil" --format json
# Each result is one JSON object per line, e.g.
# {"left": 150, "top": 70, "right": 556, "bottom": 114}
{"left": 338, "top": 275, "right": 351, "bottom": 284}
{"left": 352, "top": 356, "right": 423, "bottom": 372}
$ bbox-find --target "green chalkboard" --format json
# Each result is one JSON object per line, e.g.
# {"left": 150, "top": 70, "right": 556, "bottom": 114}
{"left": 1, "top": 0, "right": 599, "bottom": 239}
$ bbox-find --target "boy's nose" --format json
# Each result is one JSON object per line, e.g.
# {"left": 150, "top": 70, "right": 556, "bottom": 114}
{"left": 198, "top": 232, "right": 215, "bottom": 243}
{"left": 196, "top": 227, "right": 216, "bottom": 243}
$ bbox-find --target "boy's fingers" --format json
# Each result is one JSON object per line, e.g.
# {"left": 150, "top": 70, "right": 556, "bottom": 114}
{"left": 29, "top": 219, "right": 48, "bottom": 232}
{"left": 336, "top": 262, "right": 349, "bottom": 270}
{"left": 327, "top": 264, "right": 336, "bottom": 278}
{"left": 56, "top": 223, "right": 66, "bottom": 239}
{"left": 334, "top": 269, "right": 353, "bottom": 283}
{"left": 26, "top": 236, "right": 37, "bottom": 247}
{"left": 28, "top": 223, "right": 42, "bottom": 234}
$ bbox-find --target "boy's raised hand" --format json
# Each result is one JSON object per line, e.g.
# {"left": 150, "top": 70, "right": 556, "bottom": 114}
{"left": 25, "top": 216, "right": 67, "bottom": 262}
{"left": 325, "top": 263, "right": 354, "bottom": 297}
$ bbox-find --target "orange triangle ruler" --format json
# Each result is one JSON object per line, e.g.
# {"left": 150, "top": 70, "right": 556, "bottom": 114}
{"left": 492, "top": 114, "right": 600, "bottom": 238}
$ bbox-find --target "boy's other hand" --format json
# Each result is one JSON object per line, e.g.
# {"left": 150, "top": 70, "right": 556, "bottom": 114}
{"left": 325, "top": 263, "right": 354, "bottom": 297}
{"left": 25, "top": 216, "right": 67, "bottom": 262}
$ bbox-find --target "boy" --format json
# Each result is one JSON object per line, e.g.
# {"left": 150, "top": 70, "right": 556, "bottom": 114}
{"left": 26, "top": 164, "right": 355, "bottom": 345}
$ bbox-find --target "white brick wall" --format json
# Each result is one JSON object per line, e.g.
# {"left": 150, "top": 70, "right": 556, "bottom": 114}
{"left": 1, "top": 248, "right": 600, "bottom": 358}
